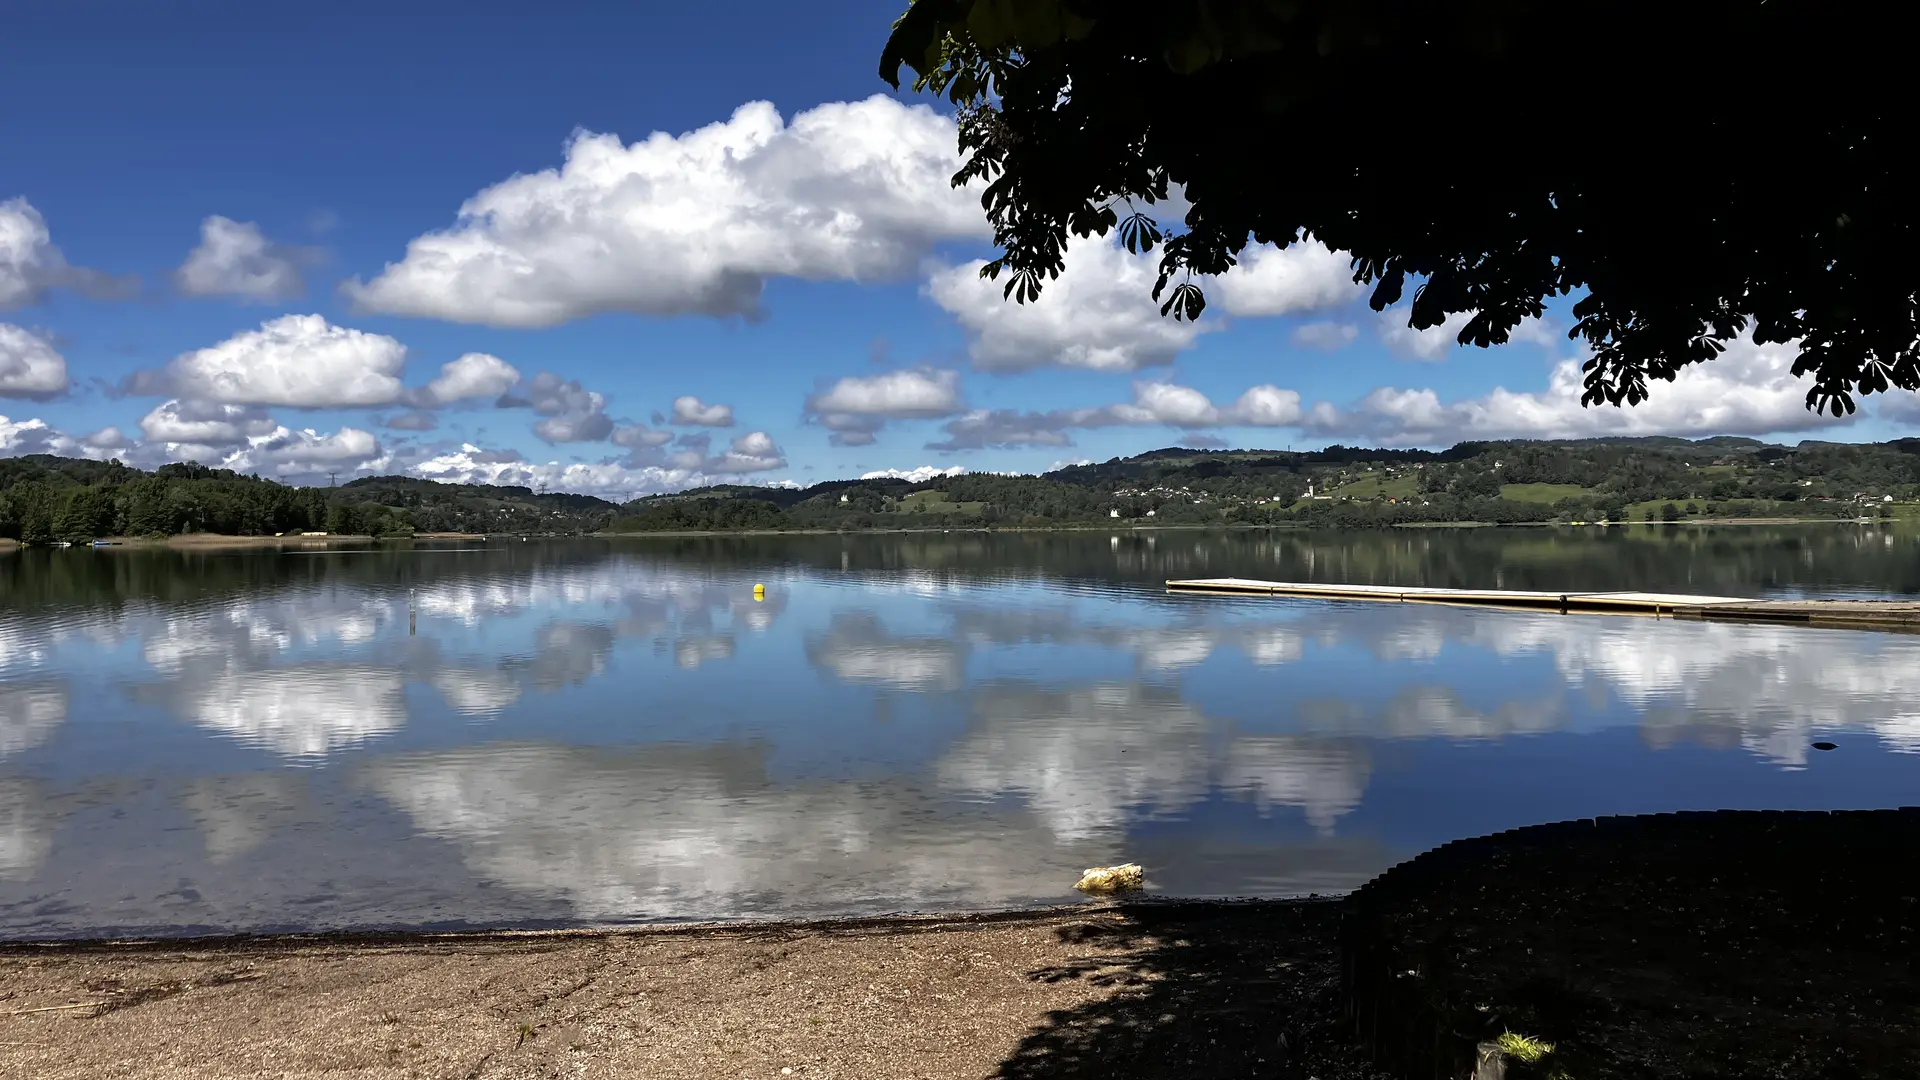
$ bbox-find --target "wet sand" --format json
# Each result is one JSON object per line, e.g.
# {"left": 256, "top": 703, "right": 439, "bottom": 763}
{"left": 0, "top": 902, "right": 1372, "bottom": 1080}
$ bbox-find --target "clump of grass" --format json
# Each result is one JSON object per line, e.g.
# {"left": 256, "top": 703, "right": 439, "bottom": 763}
{"left": 1497, "top": 1031, "right": 1556, "bottom": 1063}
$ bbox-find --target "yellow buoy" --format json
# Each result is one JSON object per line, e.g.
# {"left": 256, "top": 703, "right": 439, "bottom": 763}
{"left": 753, "top": 583, "right": 766, "bottom": 602}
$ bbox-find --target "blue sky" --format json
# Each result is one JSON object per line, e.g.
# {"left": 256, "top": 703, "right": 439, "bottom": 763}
{"left": 2, "top": 1, "right": 1912, "bottom": 498}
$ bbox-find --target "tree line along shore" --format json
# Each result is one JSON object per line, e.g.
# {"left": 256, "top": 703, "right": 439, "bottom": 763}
{"left": 6, "top": 435, "right": 1920, "bottom": 545}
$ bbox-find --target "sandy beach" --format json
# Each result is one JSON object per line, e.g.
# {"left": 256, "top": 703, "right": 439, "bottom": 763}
{"left": 0, "top": 902, "right": 1366, "bottom": 1080}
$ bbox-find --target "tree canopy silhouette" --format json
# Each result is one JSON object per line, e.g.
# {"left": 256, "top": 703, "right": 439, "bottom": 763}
{"left": 880, "top": 0, "right": 1909, "bottom": 415}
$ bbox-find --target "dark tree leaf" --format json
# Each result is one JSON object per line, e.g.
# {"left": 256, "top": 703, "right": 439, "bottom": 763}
{"left": 1160, "top": 281, "right": 1207, "bottom": 321}
{"left": 879, "top": 0, "right": 1914, "bottom": 416}
{"left": 1117, "top": 211, "right": 1164, "bottom": 254}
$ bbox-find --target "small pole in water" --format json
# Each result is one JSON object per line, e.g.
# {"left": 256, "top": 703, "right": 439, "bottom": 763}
{"left": 409, "top": 588, "right": 416, "bottom": 636}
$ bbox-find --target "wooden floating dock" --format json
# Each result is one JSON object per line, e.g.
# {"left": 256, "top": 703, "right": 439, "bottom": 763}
{"left": 1164, "top": 578, "right": 1920, "bottom": 630}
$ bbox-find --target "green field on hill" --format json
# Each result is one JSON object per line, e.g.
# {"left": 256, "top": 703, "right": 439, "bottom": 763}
{"left": 1499, "top": 482, "right": 1591, "bottom": 503}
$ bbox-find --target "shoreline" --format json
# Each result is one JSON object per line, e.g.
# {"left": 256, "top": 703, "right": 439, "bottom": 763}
{"left": 0, "top": 517, "right": 1882, "bottom": 552}
{"left": 5, "top": 810, "right": 1907, "bottom": 1078}
{"left": 4, "top": 532, "right": 490, "bottom": 550}
{"left": 597, "top": 516, "right": 1881, "bottom": 539}
{"left": 0, "top": 900, "right": 1374, "bottom": 1080}
{"left": 133, "top": 533, "right": 379, "bottom": 548}
{"left": 0, "top": 899, "right": 1204, "bottom": 952}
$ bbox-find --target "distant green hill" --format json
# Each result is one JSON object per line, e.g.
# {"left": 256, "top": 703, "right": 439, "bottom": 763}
{"left": 611, "top": 436, "right": 1919, "bottom": 532}
{"left": 0, "top": 456, "right": 621, "bottom": 543}
{"left": 6, "top": 435, "right": 1918, "bottom": 545}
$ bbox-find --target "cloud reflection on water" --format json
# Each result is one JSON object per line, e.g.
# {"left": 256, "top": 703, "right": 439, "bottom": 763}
{"left": 430, "top": 668, "right": 523, "bottom": 717}
{"left": 0, "top": 778, "right": 55, "bottom": 881}
{"left": 936, "top": 596, "right": 1920, "bottom": 759}
{"left": 1, "top": 544, "right": 1917, "bottom": 932}
{"left": 178, "top": 772, "right": 311, "bottom": 863}
{"left": 805, "top": 613, "right": 966, "bottom": 692}
{"left": 0, "top": 562, "right": 794, "bottom": 760}
{"left": 179, "top": 666, "right": 409, "bottom": 759}
{"left": 1455, "top": 615, "right": 1920, "bottom": 765}
{"left": 360, "top": 740, "right": 1139, "bottom": 921}
{"left": 938, "top": 683, "right": 1214, "bottom": 840}
{"left": 354, "top": 677, "right": 1381, "bottom": 921}
{"left": 0, "top": 682, "right": 65, "bottom": 762}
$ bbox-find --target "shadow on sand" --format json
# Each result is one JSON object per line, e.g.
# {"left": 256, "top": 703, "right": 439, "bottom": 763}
{"left": 990, "top": 900, "right": 1381, "bottom": 1080}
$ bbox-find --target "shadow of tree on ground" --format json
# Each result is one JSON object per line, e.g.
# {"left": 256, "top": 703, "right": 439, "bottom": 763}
{"left": 993, "top": 900, "right": 1385, "bottom": 1080}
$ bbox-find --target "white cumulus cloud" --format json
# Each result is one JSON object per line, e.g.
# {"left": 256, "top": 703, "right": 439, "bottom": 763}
{"left": 861, "top": 465, "right": 968, "bottom": 483}
{"left": 929, "top": 235, "right": 1360, "bottom": 373}
{"left": 533, "top": 411, "right": 612, "bottom": 444}
{"left": 1210, "top": 239, "right": 1362, "bottom": 317}
{"left": 135, "top": 314, "right": 407, "bottom": 408}
{"left": 1311, "top": 331, "right": 1850, "bottom": 445}
{"left": 0, "top": 200, "right": 57, "bottom": 309}
{"left": 928, "top": 380, "right": 1305, "bottom": 451}
{"left": 709, "top": 430, "right": 786, "bottom": 473}
{"left": 0, "top": 414, "right": 84, "bottom": 457}
{"left": 1376, "top": 310, "right": 1558, "bottom": 363}
{"left": 1110, "top": 382, "right": 1304, "bottom": 428}
{"left": 6, "top": 405, "right": 387, "bottom": 479}
{"left": 409, "top": 442, "right": 787, "bottom": 500}
{"left": 383, "top": 410, "right": 438, "bottom": 431}
{"left": 1, "top": 197, "right": 133, "bottom": 309}
{"left": 344, "top": 96, "right": 986, "bottom": 327}
{"left": 611, "top": 424, "right": 673, "bottom": 448}
{"left": 1376, "top": 309, "right": 1475, "bottom": 362}
{"left": 139, "top": 399, "right": 278, "bottom": 446}
{"left": 240, "top": 426, "right": 384, "bottom": 471}
{"left": 806, "top": 368, "right": 964, "bottom": 446}
{"left": 80, "top": 427, "right": 129, "bottom": 453}
{"left": 0, "top": 323, "right": 67, "bottom": 400}
{"left": 173, "top": 216, "right": 309, "bottom": 301}
{"left": 928, "top": 241, "right": 1211, "bottom": 373}
{"left": 669, "top": 395, "right": 734, "bottom": 427}
{"left": 1293, "top": 321, "right": 1359, "bottom": 350}
{"left": 493, "top": 371, "right": 613, "bottom": 443}
{"left": 406, "top": 351, "right": 520, "bottom": 407}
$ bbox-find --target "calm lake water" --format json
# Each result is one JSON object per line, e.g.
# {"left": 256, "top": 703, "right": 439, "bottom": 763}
{"left": 3, "top": 526, "right": 1918, "bottom": 938}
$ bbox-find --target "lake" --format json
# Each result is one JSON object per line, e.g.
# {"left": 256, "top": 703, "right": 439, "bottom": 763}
{"left": 3, "top": 526, "right": 1917, "bottom": 938}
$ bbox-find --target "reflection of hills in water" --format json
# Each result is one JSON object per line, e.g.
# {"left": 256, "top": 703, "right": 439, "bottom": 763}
{"left": 549, "top": 527, "right": 1920, "bottom": 596}
{"left": 8, "top": 527, "right": 1920, "bottom": 617}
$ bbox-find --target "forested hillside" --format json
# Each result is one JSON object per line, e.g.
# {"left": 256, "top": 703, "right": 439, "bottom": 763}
{"left": 0, "top": 456, "right": 618, "bottom": 543}
{"left": 7, "top": 436, "right": 1920, "bottom": 545}
{"left": 611, "top": 437, "right": 1920, "bottom": 532}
